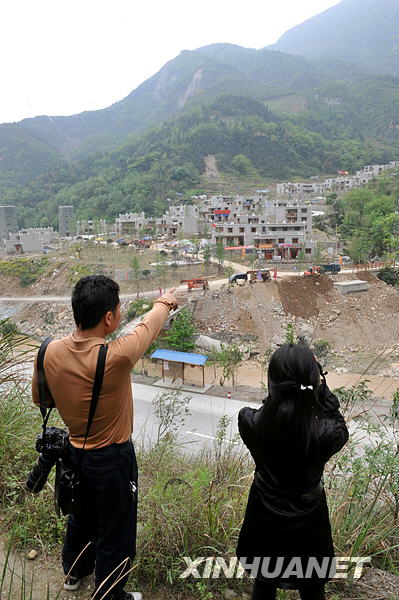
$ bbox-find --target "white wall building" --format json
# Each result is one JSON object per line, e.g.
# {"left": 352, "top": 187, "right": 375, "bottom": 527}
{"left": 5, "top": 227, "right": 56, "bottom": 254}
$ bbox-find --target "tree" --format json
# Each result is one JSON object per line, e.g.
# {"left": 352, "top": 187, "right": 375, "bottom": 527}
{"left": 297, "top": 249, "right": 306, "bottom": 273}
{"left": 152, "top": 388, "right": 191, "bottom": 444}
{"left": 313, "top": 243, "right": 323, "bottom": 265}
{"left": 130, "top": 255, "right": 141, "bottom": 299}
{"left": 210, "top": 343, "right": 243, "bottom": 387}
{"left": 202, "top": 245, "right": 211, "bottom": 273}
{"left": 155, "top": 252, "right": 167, "bottom": 292}
{"left": 164, "top": 308, "right": 197, "bottom": 352}
{"left": 285, "top": 323, "right": 297, "bottom": 345}
{"left": 142, "top": 269, "right": 151, "bottom": 281}
{"left": 224, "top": 265, "right": 234, "bottom": 287}
{"left": 214, "top": 238, "right": 225, "bottom": 274}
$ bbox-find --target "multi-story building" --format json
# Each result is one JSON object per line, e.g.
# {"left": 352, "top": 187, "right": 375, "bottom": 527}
{"left": 210, "top": 198, "right": 314, "bottom": 259}
{"left": 59, "top": 206, "right": 74, "bottom": 237}
{"left": 276, "top": 161, "right": 399, "bottom": 199}
{"left": 76, "top": 219, "right": 108, "bottom": 236}
{"left": 156, "top": 205, "right": 199, "bottom": 237}
{"left": 5, "top": 227, "right": 56, "bottom": 254}
{"left": 115, "top": 212, "right": 155, "bottom": 237}
{"left": 0, "top": 205, "right": 18, "bottom": 250}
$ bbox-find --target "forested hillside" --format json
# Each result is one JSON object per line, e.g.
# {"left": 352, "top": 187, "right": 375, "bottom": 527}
{"left": 272, "top": 0, "right": 399, "bottom": 77}
{"left": 4, "top": 93, "right": 396, "bottom": 229}
{"left": 1, "top": 0, "right": 399, "bottom": 224}
{"left": 326, "top": 168, "right": 399, "bottom": 262}
{"left": 1, "top": 39, "right": 399, "bottom": 193}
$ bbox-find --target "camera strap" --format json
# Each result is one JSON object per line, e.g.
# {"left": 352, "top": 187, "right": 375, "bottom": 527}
{"left": 37, "top": 336, "right": 55, "bottom": 430}
{"left": 36, "top": 338, "right": 108, "bottom": 448}
{"left": 82, "top": 344, "right": 108, "bottom": 450}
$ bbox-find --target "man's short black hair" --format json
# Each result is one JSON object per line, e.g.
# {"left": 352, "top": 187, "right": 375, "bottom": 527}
{"left": 72, "top": 275, "right": 120, "bottom": 330}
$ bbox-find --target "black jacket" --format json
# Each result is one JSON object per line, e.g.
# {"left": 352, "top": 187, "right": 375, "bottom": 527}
{"left": 236, "top": 385, "right": 349, "bottom": 587}
{"left": 238, "top": 386, "right": 349, "bottom": 515}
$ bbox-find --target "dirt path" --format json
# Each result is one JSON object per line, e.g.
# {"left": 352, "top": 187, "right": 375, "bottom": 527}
{"left": 0, "top": 541, "right": 69, "bottom": 600}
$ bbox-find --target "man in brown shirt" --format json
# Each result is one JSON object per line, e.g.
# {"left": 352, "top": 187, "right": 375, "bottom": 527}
{"left": 32, "top": 275, "right": 178, "bottom": 600}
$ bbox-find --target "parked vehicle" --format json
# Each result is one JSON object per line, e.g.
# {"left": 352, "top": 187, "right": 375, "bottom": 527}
{"left": 180, "top": 278, "right": 210, "bottom": 291}
{"left": 321, "top": 263, "right": 341, "bottom": 273}
{"left": 229, "top": 273, "right": 248, "bottom": 283}
{"left": 247, "top": 269, "right": 271, "bottom": 282}
{"left": 304, "top": 266, "right": 322, "bottom": 277}
{"left": 133, "top": 239, "right": 152, "bottom": 248}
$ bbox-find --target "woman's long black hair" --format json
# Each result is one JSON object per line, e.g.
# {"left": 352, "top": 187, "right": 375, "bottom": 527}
{"left": 260, "top": 344, "right": 323, "bottom": 464}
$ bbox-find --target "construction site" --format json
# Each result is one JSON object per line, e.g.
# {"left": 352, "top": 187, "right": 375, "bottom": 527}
{"left": 2, "top": 257, "right": 398, "bottom": 404}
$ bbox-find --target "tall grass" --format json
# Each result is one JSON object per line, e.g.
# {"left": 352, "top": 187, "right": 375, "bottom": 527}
{"left": 0, "top": 333, "right": 398, "bottom": 598}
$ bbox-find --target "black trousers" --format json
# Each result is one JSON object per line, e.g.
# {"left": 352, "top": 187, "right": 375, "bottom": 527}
{"left": 62, "top": 440, "right": 138, "bottom": 600}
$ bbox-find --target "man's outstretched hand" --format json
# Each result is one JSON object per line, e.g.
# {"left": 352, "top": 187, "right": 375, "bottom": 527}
{"left": 162, "top": 288, "right": 179, "bottom": 310}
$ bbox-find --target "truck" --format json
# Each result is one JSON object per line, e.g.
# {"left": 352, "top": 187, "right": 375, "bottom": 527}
{"left": 321, "top": 263, "right": 341, "bottom": 274}
{"left": 180, "top": 278, "right": 210, "bottom": 291}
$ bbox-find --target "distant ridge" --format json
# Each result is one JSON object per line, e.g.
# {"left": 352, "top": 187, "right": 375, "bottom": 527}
{"left": 272, "top": 0, "right": 399, "bottom": 77}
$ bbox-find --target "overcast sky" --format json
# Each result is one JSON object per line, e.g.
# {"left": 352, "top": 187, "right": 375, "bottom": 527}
{"left": 1, "top": 0, "right": 341, "bottom": 124}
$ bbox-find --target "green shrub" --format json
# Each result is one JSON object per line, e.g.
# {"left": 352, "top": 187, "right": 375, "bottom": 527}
{"left": 377, "top": 266, "right": 399, "bottom": 286}
{"left": 19, "top": 272, "right": 37, "bottom": 287}
{"left": 0, "top": 319, "right": 18, "bottom": 336}
{"left": 164, "top": 308, "right": 197, "bottom": 352}
{"left": 0, "top": 257, "right": 48, "bottom": 287}
{"left": 126, "top": 298, "right": 154, "bottom": 322}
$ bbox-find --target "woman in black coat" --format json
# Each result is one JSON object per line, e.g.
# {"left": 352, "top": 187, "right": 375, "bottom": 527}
{"left": 236, "top": 344, "right": 349, "bottom": 600}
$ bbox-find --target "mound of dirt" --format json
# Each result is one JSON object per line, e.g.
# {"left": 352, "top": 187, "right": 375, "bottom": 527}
{"left": 354, "top": 270, "right": 379, "bottom": 284}
{"left": 277, "top": 275, "right": 334, "bottom": 318}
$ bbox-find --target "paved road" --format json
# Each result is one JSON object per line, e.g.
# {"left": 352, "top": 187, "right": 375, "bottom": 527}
{"left": 12, "top": 359, "right": 396, "bottom": 451}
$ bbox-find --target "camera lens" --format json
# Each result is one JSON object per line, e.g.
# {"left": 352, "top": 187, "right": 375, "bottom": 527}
{"left": 26, "top": 454, "right": 56, "bottom": 493}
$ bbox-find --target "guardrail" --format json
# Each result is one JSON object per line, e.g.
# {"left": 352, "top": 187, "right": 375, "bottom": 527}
{"left": 340, "top": 261, "right": 392, "bottom": 271}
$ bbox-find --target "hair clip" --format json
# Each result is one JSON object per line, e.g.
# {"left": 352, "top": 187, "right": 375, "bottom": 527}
{"left": 300, "top": 384, "right": 314, "bottom": 390}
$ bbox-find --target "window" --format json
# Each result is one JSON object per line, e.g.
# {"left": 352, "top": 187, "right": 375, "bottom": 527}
{"left": 228, "top": 228, "right": 233, "bottom": 233}
{"left": 262, "top": 227, "right": 266, "bottom": 233}
{"left": 306, "top": 248, "right": 312, "bottom": 254}
{"left": 302, "top": 218, "right": 307, "bottom": 222}
{"left": 283, "top": 227, "right": 288, "bottom": 231}
{"left": 239, "top": 227, "right": 245, "bottom": 233}
{"left": 251, "top": 227, "right": 257, "bottom": 233}
{"left": 292, "top": 238, "right": 299, "bottom": 244}
{"left": 278, "top": 238, "right": 285, "bottom": 243}
{"left": 302, "top": 208, "right": 308, "bottom": 213}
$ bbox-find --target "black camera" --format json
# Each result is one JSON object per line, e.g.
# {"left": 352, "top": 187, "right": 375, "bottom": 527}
{"left": 26, "top": 427, "right": 69, "bottom": 493}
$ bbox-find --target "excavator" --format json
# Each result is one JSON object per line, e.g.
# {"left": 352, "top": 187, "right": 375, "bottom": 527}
{"left": 303, "top": 266, "right": 322, "bottom": 277}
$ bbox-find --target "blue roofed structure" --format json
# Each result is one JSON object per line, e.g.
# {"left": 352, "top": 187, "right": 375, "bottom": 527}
{"left": 150, "top": 349, "right": 208, "bottom": 386}
{"left": 150, "top": 349, "right": 208, "bottom": 365}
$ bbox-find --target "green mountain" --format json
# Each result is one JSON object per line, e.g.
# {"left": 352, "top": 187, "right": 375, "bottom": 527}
{"left": 1, "top": 0, "right": 399, "bottom": 224}
{"left": 272, "top": 0, "right": 399, "bottom": 77}
{"left": 2, "top": 41, "right": 399, "bottom": 192}
{"left": 4, "top": 90, "right": 396, "bottom": 230}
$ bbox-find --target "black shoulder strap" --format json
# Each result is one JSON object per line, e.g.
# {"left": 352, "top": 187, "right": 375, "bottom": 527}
{"left": 37, "top": 336, "right": 54, "bottom": 420}
{"left": 37, "top": 339, "right": 108, "bottom": 448}
{"left": 82, "top": 344, "right": 108, "bottom": 448}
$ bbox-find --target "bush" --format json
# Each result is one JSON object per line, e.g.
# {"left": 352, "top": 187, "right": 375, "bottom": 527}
{"left": 20, "top": 272, "right": 37, "bottom": 287}
{"left": 377, "top": 266, "right": 399, "bottom": 286}
{"left": 0, "top": 257, "right": 48, "bottom": 287}
{"left": 0, "top": 319, "right": 18, "bottom": 336}
{"left": 126, "top": 299, "right": 154, "bottom": 321}
{"left": 164, "top": 308, "right": 197, "bottom": 352}
{"left": 312, "top": 339, "right": 331, "bottom": 366}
